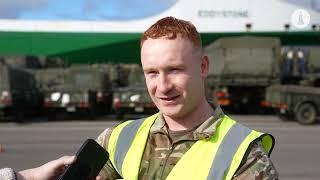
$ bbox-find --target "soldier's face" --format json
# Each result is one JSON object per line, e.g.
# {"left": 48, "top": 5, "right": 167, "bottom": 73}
{"left": 141, "top": 36, "right": 208, "bottom": 118}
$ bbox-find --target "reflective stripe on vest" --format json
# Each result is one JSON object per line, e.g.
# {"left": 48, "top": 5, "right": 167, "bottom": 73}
{"left": 208, "top": 123, "right": 251, "bottom": 180}
{"left": 108, "top": 114, "right": 275, "bottom": 180}
{"left": 114, "top": 118, "right": 146, "bottom": 176}
{"left": 108, "top": 113, "right": 159, "bottom": 178}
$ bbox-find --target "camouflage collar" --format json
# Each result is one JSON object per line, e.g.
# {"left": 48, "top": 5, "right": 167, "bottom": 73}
{"left": 150, "top": 106, "right": 225, "bottom": 140}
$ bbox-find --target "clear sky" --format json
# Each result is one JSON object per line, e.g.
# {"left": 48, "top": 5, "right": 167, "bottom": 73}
{"left": 0, "top": 0, "right": 319, "bottom": 21}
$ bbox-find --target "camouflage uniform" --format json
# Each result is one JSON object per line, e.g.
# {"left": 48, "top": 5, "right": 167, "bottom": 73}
{"left": 96, "top": 107, "right": 278, "bottom": 180}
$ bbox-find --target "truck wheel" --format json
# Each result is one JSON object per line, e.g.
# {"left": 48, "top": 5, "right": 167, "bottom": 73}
{"left": 88, "top": 107, "right": 97, "bottom": 120}
{"left": 14, "top": 107, "right": 25, "bottom": 122}
{"left": 47, "top": 110, "right": 57, "bottom": 121}
{"left": 15, "top": 112, "right": 25, "bottom": 122}
{"left": 295, "top": 103, "right": 317, "bottom": 125}
{"left": 0, "top": 110, "right": 6, "bottom": 121}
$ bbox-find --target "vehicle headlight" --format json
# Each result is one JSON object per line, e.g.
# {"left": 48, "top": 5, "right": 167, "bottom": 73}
{"left": 130, "top": 94, "right": 141, "bottom": 102}
{"left": 51, "top": 92, "right": 61, "bottom": 101}
{"left": 61, "top": 94, "right": 70, "bottom": 104}
{"left": 0, "top": 91, "right": 11, "bottom": 101}
{"left": 121, "top": 94, "right": 128, "bottom": 100}
{"left": 1, "top": 91, "right": 9, "bottom": 97}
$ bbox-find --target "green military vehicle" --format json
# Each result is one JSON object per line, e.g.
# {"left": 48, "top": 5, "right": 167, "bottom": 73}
{"left": 205, "top": 36, "right": 281, "bottom": 113}
{"left": 34, "top": 68, "right": 67, "bottom": 92}
{"left": 265, "top": 47, "right": 320, "bottom": 125}
{"left": 265, "top": 83, "right": 320, "bottom": 125}
{"left": 112, "top": 64, "right": 157, "bottom": 119}
{"left": 34, "top": 67, "right": 67, "bottom": 118}
{"left": 0, "top": 64, "right": 42, "bottom": 121}
{"left": 42, "top": 65, "right": 113, "bottom": 119}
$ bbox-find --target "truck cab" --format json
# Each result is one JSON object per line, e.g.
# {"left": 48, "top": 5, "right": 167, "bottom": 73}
{"left": 43, "top": 65, "right": 113, "bottom": 119}
{"left": 205, "top": 36, "right": 281, "bottom": 113}
{"left": 0, "top": 64, "right": 42, "bottom": 121}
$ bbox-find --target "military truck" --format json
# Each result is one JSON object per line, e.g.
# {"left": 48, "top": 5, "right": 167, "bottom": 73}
{"left": 112, "top": 64, "right": 157, "bottom": 119}
{"left": 42, "top": 65, "right": 113, "bottom": 119}
{"left": 34, "top": 67, "right": 67, "bottom": 119}
{"left": 265, "top": 84, "right": 320, "bottom": 125}
{"left": 34, "top": 68, "right": 67, "bottom": 92}
{"left": 265, "top": 47, "right": 320, "bottom": 125}
{"left": 205, "top": 36, "right": 281, "bottom": 113}
{"left": 0, "top": 64, "right": 42, "bottom": 121}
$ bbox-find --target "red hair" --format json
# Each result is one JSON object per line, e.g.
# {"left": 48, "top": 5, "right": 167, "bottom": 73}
{"left": 141, "top": 16, "right": 202, "bottom": 49}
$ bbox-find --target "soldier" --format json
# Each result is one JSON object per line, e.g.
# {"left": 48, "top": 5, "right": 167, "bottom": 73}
{"left": 96, "top": 17, "right": 278, "bottom": 179}
{"left": 1, "top": 17, "right": 278, "bottom": 180}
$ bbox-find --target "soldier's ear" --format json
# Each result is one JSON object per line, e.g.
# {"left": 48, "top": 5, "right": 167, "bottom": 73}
{"left": 200, "top": 55, "right": 209, "bottom": 77}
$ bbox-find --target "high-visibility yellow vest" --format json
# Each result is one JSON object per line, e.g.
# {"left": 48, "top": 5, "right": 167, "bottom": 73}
{"left": 108, "top": 113, "right": 275, "bottom": 180}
